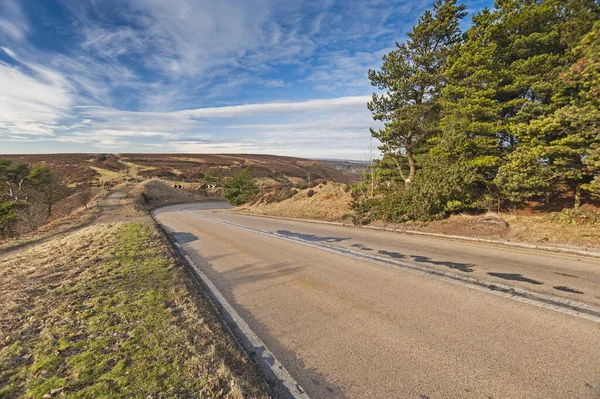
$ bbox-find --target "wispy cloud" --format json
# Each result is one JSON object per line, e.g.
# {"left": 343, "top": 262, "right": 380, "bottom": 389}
{"left": 0, "top": 0, "right": 478, "bottom": 158}
{"left": 0, "top": 47, "right": 72, "bottom": 137}
{"left": 0, "top": 0, "right": 29, "bottom": 42}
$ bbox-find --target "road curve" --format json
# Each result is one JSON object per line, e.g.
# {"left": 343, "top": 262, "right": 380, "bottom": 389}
{"left": 154, "top": 202, "right": 600, "bottom": 399}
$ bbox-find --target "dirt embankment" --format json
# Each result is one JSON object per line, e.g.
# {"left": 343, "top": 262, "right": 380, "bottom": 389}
{"left": 393, "top": 211, "right": 600, "bottom": 249}
{"left": 237, "top": 183, "right": 600, "bottom": 249}
{"left": 124, "top": 179, "right": 221, "bottom": 215}
{"left": 237, "top": 180, "right": 353, "bottom": 222}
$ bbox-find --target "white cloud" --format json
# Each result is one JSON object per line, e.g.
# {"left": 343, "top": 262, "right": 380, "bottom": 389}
{"left": 70, "top": 96, "right": 377, "bottom": 159}
{"left": 0, "top": 49, "right": 73, "bottom": 137}
{"left": 0, "top": 0, "right": 29, "bottom": 41}
{"left": 306, "top": 48, "right": 393, "bottom": 93}
{"left": 0, "top": 0, "right": 407, "bottom": 158}
{"left": 264, "top": 79, "right": 288, "bottom": 88}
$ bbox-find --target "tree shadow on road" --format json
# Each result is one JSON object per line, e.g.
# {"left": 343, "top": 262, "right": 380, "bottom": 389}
{"left": 487, "top": 272, "right": 542, "bottom": 285}
{"left": 172, "top": 232, "right": 199, "bottom": 244}
{"left": 410, "top": 255, "right": 475, "bottom": 273}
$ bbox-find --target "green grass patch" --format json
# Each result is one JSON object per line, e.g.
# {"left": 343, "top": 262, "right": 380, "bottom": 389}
{"left": 0, "top": 223, "right": 266, "bottom": 399}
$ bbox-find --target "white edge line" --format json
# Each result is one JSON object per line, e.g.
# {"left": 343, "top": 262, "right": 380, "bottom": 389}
{"left": 219, "top": 210, "right": 600, "bottom": 259}
{"left": 152, "top": 213, "right": 309, "bottom": 399}
{"left": 181, "top": 209, "right": 600, "bottom": 324}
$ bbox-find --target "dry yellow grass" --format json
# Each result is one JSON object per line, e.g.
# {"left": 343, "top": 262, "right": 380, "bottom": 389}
{"left": 238, "top": 182, "right": 352, "bottom": 222}
{"left": 502, "top": 214, "right": 599, "bottom": 247}
{"left": 375, "top": 211, "right": 600, "bottom": 249}
{"left": 240, "top": 184, "right": 599, "bottom": 249}
{"left": 0, "top": 222, "right": 268, "bottom": 398}
{"left": 118, "top": 160, "right": 156, "bottom": 178}
{"left": 89, "top": 166, "right": 127, "bottom": 184}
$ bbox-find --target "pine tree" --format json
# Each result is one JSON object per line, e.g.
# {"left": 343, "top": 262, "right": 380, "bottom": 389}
{"left": 543, "top": 20, "right": 600, "bottom": 207}
{"left": 354, "top": 0, "right": 599, "bottom": 222}
{"left": 433, "top": 8, "right": 503, "bottom": 209}
{"left": 497, "top": 0, "right": 599, "bottom": 207}
{"left": 368, "top": 0, "right": 467, "bottom": 185}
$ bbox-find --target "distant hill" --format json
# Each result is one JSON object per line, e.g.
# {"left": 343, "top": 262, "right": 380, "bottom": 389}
{"left": 119, "top": 153, "right": 356, "bottom": 185}
{"left": 0, "top": 153, "right": 358, "bottom": 187}
{"left": 318, "top": 159, "right": 368, "bottom": 183}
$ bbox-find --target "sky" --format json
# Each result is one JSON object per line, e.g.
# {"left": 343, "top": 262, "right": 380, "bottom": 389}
{"left": 0, "top": 0, "right": 491, "bottom": 160}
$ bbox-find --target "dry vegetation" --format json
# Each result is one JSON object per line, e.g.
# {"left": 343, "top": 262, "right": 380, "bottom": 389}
{"left": 1, "top": 153, "right": 354, "bottom": 247}
{"left": 120, "top": 153, "right": 353, "bottom": 184}
{"left": 238, "top": 181, "right": 600, "bottom": 249}
{"left": 0, "top": 188, "right": 108, "bottom": 253}
{"left": 124, "top": 179, "right": 220, "bottom": 216}
{"left": 0, "top": 154, "right": 126, "bottom": 187}
{"left": 0, "top": 222, "right": 268, "bottom": 398}
{"left": 394, "top": 209, "right": 600, "bottom": 249}
{"left": 238, "top": 180, "right": 353, "bottom": 222}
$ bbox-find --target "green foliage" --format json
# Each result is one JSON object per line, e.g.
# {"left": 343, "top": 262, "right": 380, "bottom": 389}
{"left": 352, "top": 155, "right": 478, "bottom": 222}
{"left": 494, "top": 147, "right": 553, "bottom": 202}
{"left": 28, "top": 163, "right": 66, "bottom": 216}
{"left": 1, "top": 159, "right": 32, "bottom": 237}
{"left": 368, "top": 0, "right": 467, "bottom": 183}
{"left": 550, "top": 208, "right": 600, "bottom": 225}
{"left": 203, "top": 167, "right": 222, "bottom": 184}
{"left": 358, "top": 0, "right": 600, "bottom": 222}
{"left": 0, "top": 160, "right": 31, "bottom": 202}
{"left": 28, "top": 163, "right": 54, "bottom": 186}
{"left": 0, "top": 202, "right": 18, "bottom": 238}
{"left": 0, "top": 224, "right": 262, "bottom": 398}
{"left": 223, "top": 168, "right": 260, "bottom": 206}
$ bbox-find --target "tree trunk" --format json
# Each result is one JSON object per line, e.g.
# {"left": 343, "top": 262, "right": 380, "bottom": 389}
{"left": 406, "top": 148, "right": 416, "bottom": 185}
{"left": 574, "top": 184, "right": 581, "bottom": 209}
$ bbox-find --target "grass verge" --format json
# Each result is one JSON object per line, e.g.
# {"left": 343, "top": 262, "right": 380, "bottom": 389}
{"left": 0, "top": 223, "right": 268, "bottom": 398}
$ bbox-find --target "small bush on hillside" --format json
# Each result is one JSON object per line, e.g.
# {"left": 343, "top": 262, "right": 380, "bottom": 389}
{"left": 550, "top": 208, "right": 600, "bottom": 225}
{"left": 0, "top": 202, "right": 17, "bottom": 238}
{"left": 351, "top": 155, "right": 479, "bottom": 223}
{"left": 223, "top": 168, "right": 260, "bottom": 206}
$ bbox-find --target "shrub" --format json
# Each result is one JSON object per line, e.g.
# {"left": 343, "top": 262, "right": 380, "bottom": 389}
{"left": 223, "top": 168, "right": 260, "bottom": 206}
{"left": 0, "top": 202, "right": 17, "bottom": 238}
{"left": 351, "top": 155, "right": 479, "bottom": 223}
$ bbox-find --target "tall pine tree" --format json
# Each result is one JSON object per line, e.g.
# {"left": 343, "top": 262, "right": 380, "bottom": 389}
{"left": 433, "top": 8, "right": 503, "bottom": 210}
{"left": 540, "top": 19, "right": 600, "bottom": 207}
{"left": 367, "top": 0, "right": 467, "bottom": 185}
{"left": 495, "top": 0, "right": 599, "bottom": 206}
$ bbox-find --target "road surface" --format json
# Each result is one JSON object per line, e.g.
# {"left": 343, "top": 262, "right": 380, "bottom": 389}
{"left": 154, "top": 202, "right": 600, "bottom": 399}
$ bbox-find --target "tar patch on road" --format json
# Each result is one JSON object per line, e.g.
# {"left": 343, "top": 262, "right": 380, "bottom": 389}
{"left": 351, "top": 243, "right": 373, "bottom": 251}
{"left": 378, "top": 249, "right": 405, "bottom": 259}
{"left": 277, "top": 230, "right": 350, "bottom": 243}
{"left": 411, "top": 255, "right": 475, "bottom": 273}
{"left": 487, "top": 272, "right": 543, "bottom": 285}
{"left": 553, "top": 286, "right": 584, "bottom": 294}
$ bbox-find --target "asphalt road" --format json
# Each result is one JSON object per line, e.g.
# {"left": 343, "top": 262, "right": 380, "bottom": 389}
{"left": 154, "top": 202, "right": 600, "bottom": 399}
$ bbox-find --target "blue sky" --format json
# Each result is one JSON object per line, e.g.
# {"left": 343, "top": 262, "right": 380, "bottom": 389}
{"left": 0, "top": 0, "right": 491, "bottom": 159}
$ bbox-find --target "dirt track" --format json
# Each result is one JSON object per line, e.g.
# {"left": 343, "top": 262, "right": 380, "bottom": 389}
{"left": 95, "top": 186, "right": 150, "bottom": 224}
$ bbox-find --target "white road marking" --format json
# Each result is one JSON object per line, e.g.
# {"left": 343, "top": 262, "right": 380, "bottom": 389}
{"left": 179, "top": 209, "right": 600, "bottom": 324}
